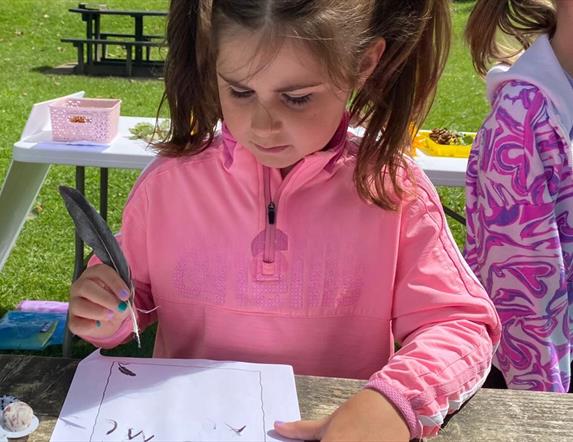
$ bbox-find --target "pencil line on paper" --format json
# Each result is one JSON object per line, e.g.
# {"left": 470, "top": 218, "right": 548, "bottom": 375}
{"left": 90, "top": 362, "right": 115, "bottom": 441}
{"left": 259, "top": 371, "right": 267, "bottom": 442}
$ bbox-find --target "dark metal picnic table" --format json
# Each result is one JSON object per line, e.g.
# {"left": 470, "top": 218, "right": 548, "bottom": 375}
{"left": 1, "top": 354, "right": 572, "bottom": 441}
{"left": 63, "top": 5, "right": 167, "bottom": 76}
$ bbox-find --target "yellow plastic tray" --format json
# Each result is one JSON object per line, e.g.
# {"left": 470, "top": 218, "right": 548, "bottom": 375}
{"left": 415, "top": 130, "right": 476, "bottom": 158}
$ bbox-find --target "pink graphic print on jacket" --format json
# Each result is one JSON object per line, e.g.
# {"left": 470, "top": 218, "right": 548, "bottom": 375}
{"left": 465, "top": 79, "right": 573, "bottom": 392}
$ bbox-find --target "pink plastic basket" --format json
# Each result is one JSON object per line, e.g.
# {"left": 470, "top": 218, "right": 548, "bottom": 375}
{"left": 49, "top": 98, "right": 121, "bottom": 144}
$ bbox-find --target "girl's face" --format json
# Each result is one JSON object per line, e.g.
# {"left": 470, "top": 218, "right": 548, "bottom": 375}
{"left": 216, "top": 29, "right": 350, "bottom": 170}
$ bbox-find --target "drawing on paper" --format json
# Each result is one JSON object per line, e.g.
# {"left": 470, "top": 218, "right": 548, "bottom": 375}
{"left": 89, "top": 361, "right": 266, "bottom": 441}
{"left": 50, "top": 351, "right": 300, "bottom": 442}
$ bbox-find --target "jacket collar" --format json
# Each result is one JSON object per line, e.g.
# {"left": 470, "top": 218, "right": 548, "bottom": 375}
{"left": 221, "top": 112, "right": 350, "bottom": 173}
{"left": 486, "top": 34, "right": 573, "bottom": 141}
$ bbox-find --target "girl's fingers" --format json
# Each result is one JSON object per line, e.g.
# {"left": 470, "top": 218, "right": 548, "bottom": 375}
{"left": 67, "top": 315, "right": 98, "bottom": 336}
{"left": 72, "top": 275, "right": 130, "bottom": 314}
{"left": 70, "top": 296, "right": 116, "bottom": 322}
{"left": 68, "top": 307, "right": 125, "bottom": 337}
{"left": 273, "top": 418, "right": 327, "bottom": 441}
{"left": 80, "top": 264, "right": 131, "bottom": 302}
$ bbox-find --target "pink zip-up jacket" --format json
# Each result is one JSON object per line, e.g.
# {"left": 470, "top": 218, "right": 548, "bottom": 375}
{"left": 84, "top": 117, "right": 500, "bottom": 439}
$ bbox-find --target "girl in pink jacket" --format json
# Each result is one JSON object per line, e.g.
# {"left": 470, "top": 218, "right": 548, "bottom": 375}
{"left": 68, "top": 0, "right": 500, "bottom": 439}
{"left": 465, "top": 0, "right": 573, "bottom": 393}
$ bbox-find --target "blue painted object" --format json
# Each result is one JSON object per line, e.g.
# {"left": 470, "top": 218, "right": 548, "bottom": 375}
{"left": 0, "top": 311, "right": 67, "bottom": 350}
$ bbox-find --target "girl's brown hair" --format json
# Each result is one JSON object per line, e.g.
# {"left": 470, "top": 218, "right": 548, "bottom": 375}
{"left": 465, "top": 0, "right": 556, "bottom": 77}
{"left": 158, "top": 0, "right": 451, "bottom": 210}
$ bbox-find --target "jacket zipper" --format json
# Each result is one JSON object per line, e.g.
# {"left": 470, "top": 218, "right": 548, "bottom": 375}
{"left": 263, "top": 167, "right": 276, "bottom": 263}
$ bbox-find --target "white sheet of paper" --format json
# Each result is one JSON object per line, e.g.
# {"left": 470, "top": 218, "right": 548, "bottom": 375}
{"left": 51, "top": 350, "right": 301, "bottom": 442}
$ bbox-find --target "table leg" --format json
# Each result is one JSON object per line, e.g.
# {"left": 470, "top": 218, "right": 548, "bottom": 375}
{"left": 443, "top": 205, "right": 466, "bottom": 225}
{"left": 100, "top": 167, "right": 108, "bottom": 221}
{"left": 134, "top": 16, "right": 143, "bottom": 64}
{"left": 126, "top": 44, "right": 133, "bottom": 76}
{"left": 76, "top": 42, "right": 85, "bottom": 74}
{"left": 0, "top": 161, "right": 50, "bottom": 272}
{"left": 85, "top": 14, "right": 93, "bottom": 66}
{"left": 63, "top": 166, "right": 86, "bottom": 358}
{"left": 72, "top": 166, "right": 85, "bottom": 281}
{"left": 94, "top": 14, "right": 101, "bottom": 62}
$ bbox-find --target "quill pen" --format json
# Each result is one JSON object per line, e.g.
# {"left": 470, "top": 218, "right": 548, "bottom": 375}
{"left": 58, "top": 185, "right": 141, "bottom": 348}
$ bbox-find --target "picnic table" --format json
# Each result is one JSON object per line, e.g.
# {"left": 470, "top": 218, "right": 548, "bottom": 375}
{"left": 1, "top": 353, "right": 572, "bottom": 441}
{"left": 62, "top": 4, "right": 167, "bottom": 76}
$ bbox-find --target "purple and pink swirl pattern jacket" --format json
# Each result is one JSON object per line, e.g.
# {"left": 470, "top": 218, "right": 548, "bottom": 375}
{"left": 465, "top": 35, "right": 573, "bottom": 392}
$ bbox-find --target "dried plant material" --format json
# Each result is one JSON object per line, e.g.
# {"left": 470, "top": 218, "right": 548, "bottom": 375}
{"left": 105, "top": 419, "right": 118, "bottom": 435}
{"left": 58, "top": 186, "right": 141, "bottom": 347}
{"left": 69, "top": 115, "right": 92, "bottom": 124}
{"left": 129, "top": 120, "right": 170, "bottom": 143}
{"left": 118, "top": 363, "right": 136, "bottom": 377}
{"left": 429, "top": 128, "right": 473, "bottom": 146}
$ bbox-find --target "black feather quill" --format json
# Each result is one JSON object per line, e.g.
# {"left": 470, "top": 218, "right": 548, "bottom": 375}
{"left": 58, "top": 185, "right": 140, "bottom": 347}
{"left": 58, "top": 186, "right": 130, "bottom": 286}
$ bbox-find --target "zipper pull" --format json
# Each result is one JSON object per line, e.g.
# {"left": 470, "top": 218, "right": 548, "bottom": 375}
{"left": 267, "top": 202, "right": 276, "bottom": 225}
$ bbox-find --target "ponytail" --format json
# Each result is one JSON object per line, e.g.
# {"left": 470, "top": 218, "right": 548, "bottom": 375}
{"left": 350, "top": 0, "right": 451, "bottom": 209}
{"left": 157, "top": 0, "right": 219, "bottom": 155}
{"left": 465, "top": 0, "right": 556, "bottom": 77}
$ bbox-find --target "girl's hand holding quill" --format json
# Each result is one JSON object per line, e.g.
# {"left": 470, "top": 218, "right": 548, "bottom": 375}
{"left": 59, "top": 186, "right": 142, "bottom": 346}
{"left": 68, "top": 263, "right": 132, "bottom": 340}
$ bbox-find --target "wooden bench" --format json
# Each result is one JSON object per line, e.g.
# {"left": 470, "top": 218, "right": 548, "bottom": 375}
{"left": 65, "top": 34, "right": 165, "bottom": 61}
{"left": 99, "top": 32, "right": 164, "bottom": 41}
{"left": 61, "top": 38, "right": 166, "bottom": 76}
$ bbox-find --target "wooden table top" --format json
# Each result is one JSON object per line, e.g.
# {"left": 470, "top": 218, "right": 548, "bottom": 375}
{"left": 1, "top": 354, "right": 572, "bottom": 441}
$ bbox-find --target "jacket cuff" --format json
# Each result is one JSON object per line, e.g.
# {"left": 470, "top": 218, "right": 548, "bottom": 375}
{"left": 365, "top": 377, "right": 422, "bottom": 440}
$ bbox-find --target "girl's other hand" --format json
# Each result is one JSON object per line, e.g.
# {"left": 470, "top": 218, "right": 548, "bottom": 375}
{"left": 68, "top": 264, "right": 132, "bottom": 340}
{"left": 274, "top": 388, "right": 410, "bottom": 441}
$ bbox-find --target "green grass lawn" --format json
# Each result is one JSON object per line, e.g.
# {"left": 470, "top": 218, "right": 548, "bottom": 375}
{"left": 0, "top": 1, "right": 487, "bottom": 357}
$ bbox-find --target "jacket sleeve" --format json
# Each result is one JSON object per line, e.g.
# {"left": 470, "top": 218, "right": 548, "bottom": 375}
{"left": 78, "top": 180, "right": 157, "bottom": 349}
{"left": 366, "top": 166, "right": 501, "bottom": 439}
{"left": 464, "top": 82, "right": 571, "bottom": 392}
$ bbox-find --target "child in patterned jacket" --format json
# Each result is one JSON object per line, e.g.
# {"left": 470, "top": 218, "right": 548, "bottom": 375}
{"left": 465, "top": 0, "right": 573, "bottom": 392}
